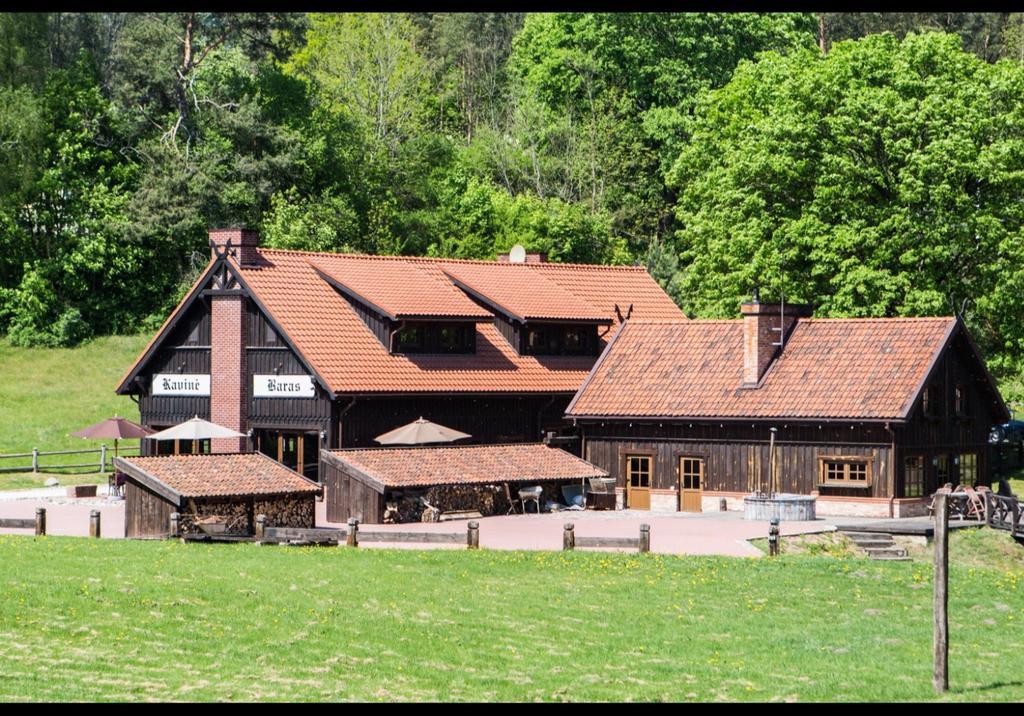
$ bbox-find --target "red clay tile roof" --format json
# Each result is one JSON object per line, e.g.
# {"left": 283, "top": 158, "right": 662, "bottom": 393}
{"left": 309, "top": 257, "right": 492, "bottom": 320}
{"left": 440, "top": 263, "right": 609, "bottom": 322}
{"left": 324, "top": 443, "right": 608, "bottom": 490}
{"left": 115, "top": 452, "right": 321, "bottom": 501}
{"left": 567, "top": 317, "right": 960, "bottom": 421}
{"left": 234, "top": 249, "right": 683, "bottom": 394}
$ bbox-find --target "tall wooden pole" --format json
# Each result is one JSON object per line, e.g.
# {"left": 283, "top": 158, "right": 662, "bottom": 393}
{"left": 933, "top": 492, "right": 949, "bottom": 693}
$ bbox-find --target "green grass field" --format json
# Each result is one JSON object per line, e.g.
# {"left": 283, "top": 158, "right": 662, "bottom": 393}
{"left": 0, "top": 531, "right": 1021, "bottom": 702}
{"left": 0, "top": 335, "right": 148, "bottom": 481}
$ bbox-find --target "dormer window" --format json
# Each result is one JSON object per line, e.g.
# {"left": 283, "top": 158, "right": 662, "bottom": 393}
{"left": 523, "top": 323, "right": 598, "bottom": 356}
{"left": 394, "top": 322, "right": 475, "bottom": 355}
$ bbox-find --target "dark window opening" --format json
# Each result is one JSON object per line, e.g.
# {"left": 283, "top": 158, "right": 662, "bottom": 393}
{"left": 954, "top": 385, "right": 967, "bottom": 416}
{"left": 904, "top": 455, "right": 925, "bottom": 497}
{"left": 393, "top": 322, "right": 475, "bottom": 355}
{"left": 522, "top": 323, "right": 599, "bottom": 356}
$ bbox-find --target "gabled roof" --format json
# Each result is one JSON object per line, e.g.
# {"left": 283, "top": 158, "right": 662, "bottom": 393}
{"left": 440, "top": 263, "right": 610, "bottom": 323}
{"left": 114, "top": 452, "right": 321, "bottom": 504}
{"left": 118, "top": 247, "right": 684, "bottom": 396}
{"left": 232, "top": 249, "right": 684, "bottom": 395}
{"left": 567, "top": 316, "right": 1003, "bottom": 422}
{"left": 309, "top": 257, "right": 491, "bottom": 321}
{"left": 322, "top": 443, "right": 607, "bottom": 492}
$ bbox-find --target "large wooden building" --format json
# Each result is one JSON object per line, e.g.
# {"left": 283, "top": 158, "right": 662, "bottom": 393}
{"left": 566, "top": 301, "right": 1010, "bottom": 517}
{"left": 116, "top": 228, "right": 682, "bottom": 478}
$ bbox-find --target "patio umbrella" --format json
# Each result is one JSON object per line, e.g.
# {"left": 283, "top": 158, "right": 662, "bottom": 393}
{"left": 71, "top": 415, "right": 153, "bottom": 459}
{"left": 146, "top": 416, "right": 247, "bottom": 442}
{"left": 374, "top": 417, "right": 471, "bottom": 446}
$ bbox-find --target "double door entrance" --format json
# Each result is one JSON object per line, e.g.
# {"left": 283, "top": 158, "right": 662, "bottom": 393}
{"left": 624, "top": 454, "right": 703, "bottom": 512}
{"left": 253, "top": 429, "right": 321, "bottom": 480}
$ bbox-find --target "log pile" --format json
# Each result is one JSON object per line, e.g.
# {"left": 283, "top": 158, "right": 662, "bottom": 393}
{"left": 254, "top": 496, "right": 315, "bottom": 529}
{"left": 178, "top": 499, "right": 250, "bottom": 536}
{"left": 177, "top": 495, "right": 315, "bottom": 535}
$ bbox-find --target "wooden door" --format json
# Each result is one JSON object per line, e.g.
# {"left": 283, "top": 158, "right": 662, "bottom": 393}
{"left": 625, "top": 455, "right": 651, "bottom": 510}
{"left": 679, "top": 457, "right": 703, "bottom": 513}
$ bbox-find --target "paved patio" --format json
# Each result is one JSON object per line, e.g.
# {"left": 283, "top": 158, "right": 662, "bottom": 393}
{"left": 0, "top": 493, "right": 921, "bottom": 556}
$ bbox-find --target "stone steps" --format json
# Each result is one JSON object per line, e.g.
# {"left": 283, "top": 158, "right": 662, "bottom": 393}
{"left": 840, "top": 530, "right": 911, "bottom": 561}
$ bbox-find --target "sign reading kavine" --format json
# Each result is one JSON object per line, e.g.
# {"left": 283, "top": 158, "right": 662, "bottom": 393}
{"left": 152, "top": 374, "right": 210, "bottom": 396}
{"left": 253, "top": 374, "right": 316, "bottom": 398}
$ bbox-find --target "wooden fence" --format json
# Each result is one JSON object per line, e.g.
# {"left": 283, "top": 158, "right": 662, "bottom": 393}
{"left": 983, "top": 493, "right": 1022, "bottom": 536}
{"left": 0, "top": 445, "right": 140, "bottom": 475}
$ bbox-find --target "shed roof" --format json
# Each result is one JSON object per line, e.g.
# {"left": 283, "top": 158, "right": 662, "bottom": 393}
{"left": 323, "top": 443, "right": 608, "bottom": 492}
{"left": 567, "top": 316, "right": 984, "bottom": 421}
{"left": 114, "top": 452, "right": 321, "bottom": 504}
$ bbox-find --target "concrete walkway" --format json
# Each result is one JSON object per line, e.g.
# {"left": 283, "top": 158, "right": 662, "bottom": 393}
{"left": 0, "top": 495, "right": 125, "bottom": 538}
{"left": 315, "top": 503, "right": 837, "bottom": 557}
{"left": 0, "top": 496, "right": 847, "bottom": 556}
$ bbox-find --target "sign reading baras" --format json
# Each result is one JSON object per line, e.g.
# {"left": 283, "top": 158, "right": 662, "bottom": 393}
{"left": 253, "top": 374, "right": 316, "bottom": 399}
{"left": 152, "top": 374, "right": 210, "bottom": 396}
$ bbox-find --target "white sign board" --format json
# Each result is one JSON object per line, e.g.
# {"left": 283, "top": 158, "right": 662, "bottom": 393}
{"left": 152, "top": 373, "right": 210, "bottom": 396}
{"left": 253, "top": 374, "right": 316, "bottom": 399}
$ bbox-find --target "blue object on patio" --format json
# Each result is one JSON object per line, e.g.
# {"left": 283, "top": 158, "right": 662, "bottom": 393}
{"left": 561, "top": 483, "right": 585, "bottom": 507}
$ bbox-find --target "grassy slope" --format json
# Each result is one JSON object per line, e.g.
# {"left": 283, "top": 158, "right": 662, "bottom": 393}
{"left": 0, "top": 535, "right": 1021, "bottom": 702}
{"left": 0, "top": 335, "right": 148, "bottom": 482}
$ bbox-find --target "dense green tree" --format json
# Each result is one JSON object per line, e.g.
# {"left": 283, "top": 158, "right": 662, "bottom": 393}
{"left": 667, "top": 32, "right": 1024, "bottom": 380}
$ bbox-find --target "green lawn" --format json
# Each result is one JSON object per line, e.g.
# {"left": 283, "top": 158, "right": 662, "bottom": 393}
{"left": 0, "top": 534, "right": 1021, "bottom": 702}
{"left": 0, "top": 335, "right": 148, "bottom": 476}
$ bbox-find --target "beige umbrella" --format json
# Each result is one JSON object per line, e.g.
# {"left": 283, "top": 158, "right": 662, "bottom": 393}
{"left": 147, "top": 416, "right": 247, "bottom": 442}
{"left": 374, "top": 417, "right": 471, "bottom": 446}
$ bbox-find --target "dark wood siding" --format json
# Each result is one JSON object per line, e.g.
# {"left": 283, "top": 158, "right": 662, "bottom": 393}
{"left": 138, "top": 299, "right": 212, "bottom": 428}
{"left": 322, "top": 458, "right": 384, "bottom": 523}
{"left": 340, "top": 394, "right": 572, "bottom": 448}
{"left": 124, "top": 479, "right": 176, "bottom": 538}
{"left": 247, "top": 346, "right": 332, "bottom": 430}
{"left": 341, "top": 294, "right": 391, "bottom": 348}
{"left": 494, "top": 316, "right": 519, "bottom": 350}
{"left": 581, "top": 422, "right": 895, "bottom": 499}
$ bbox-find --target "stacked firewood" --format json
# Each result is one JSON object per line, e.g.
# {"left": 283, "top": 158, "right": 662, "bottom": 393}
{"left": 179, "top": 500, "right": 249, "bottom": 535}
{"left": 254, "top": 496, "right": 315, "bottom": 528}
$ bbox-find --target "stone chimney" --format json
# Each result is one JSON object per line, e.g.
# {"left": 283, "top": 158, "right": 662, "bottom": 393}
{"left": 210, "top": 227, "right": 260, "bottom": 266}
{"left": 740, "top": 299, "right": 812, "bottom": 387}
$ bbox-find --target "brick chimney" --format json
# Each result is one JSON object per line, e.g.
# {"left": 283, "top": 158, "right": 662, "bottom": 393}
{"left": 497, "top": 251, "right": 548, "bottom": 263}
{"left": 740, "top": 299, "right": 812, "bottom": 386}
{"left": 210, "top": 292, "right": 248, "bottom": 452}
{"left": 210, "top": 227, "right": 260, "bottom": 266}
{"left": 208, "top": 229, "right": 250, "bottom": 451}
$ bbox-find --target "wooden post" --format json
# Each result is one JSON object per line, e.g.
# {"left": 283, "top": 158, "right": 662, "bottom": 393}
{"left": 639, "top": 523, "right": 650, "bottom": 553}
{"left": 563, "top": 522, "right": 575, "bottom": 551}
{"left": 32, "top": 447, "right": 38, "bottom": 473}
{"left": 346, "top": 518, "right": 359, "bottom": 547}
{"left": 467, "top": 521, "right": 479, "bottom": 549}
{"left": 35, "top": 508, "right": 45, "bottom": 536}
{"left": 255, "top": 513, "right": 266, "bottom": 540}
{"left": 1012, "top": 499, "right": 1021, "bottom": 537}
{"left": 934, "top": 492, "right": 949, "bottom": 693}
{"left": 169, "top": 512, "right": 180, "bottom": 538}
{"left": 768, "top": 517, "right": 780, "bottom": 557}
{"left": 100, "top": 444, "right": 107, "bottom": 474}
{"left": 719, "top": 497, "right": 728, "bottom": 512}
{"left": 89, "top": 510, "right": 101, "bottom": 538}
{"left": 984, "top": 491, "right": 993, "bottom": 527}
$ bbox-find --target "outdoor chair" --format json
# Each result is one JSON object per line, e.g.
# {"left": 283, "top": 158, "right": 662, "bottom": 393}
{"left": 961, "top": 486, "right": 986, "bottom": 521}
{"left": 927, "top": 486, "right": 952, "bottom": 516}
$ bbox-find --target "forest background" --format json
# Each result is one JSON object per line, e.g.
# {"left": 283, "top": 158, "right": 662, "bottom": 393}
{"left": 3, "top": 13, "right": 1024, "bottom": 400}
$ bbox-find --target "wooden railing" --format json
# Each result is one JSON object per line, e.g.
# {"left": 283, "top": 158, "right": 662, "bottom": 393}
{"left": 0, "top": 445, "right": 140, "bottom": 475}
{"left": 983, "top": 493, "right": 1022, "bottom": 536}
